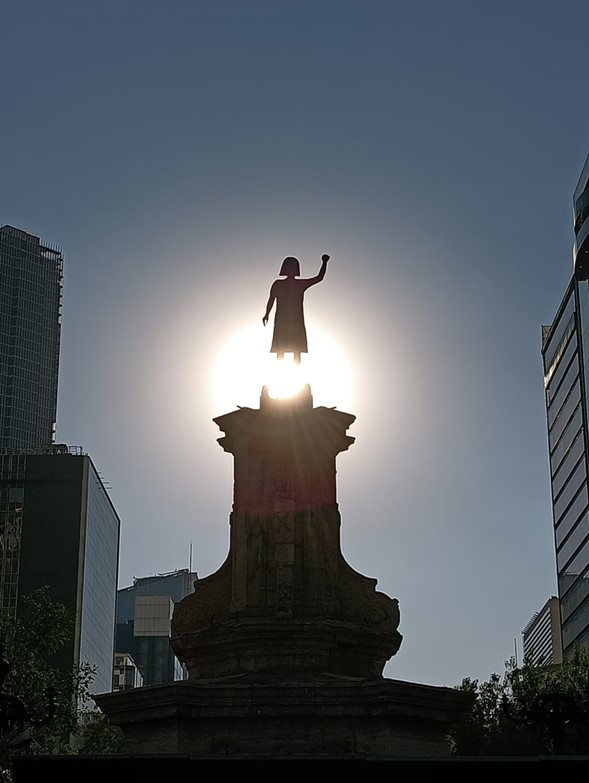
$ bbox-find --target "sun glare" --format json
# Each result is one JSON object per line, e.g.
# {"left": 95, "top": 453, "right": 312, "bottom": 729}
{"left": 212, "top": 324, "right": 354, "bottom": 413}
{"left": 266, "top": 357, "right": 306, "bottom": 399}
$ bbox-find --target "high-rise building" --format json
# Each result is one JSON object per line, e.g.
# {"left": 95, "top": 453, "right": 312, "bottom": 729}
{"left": 542, "top": 154, "right": 589, "bottom": 656}
{"left": 0, "top": 447, "right": 120, "bottom": 694}
{"left": 0, "top": 225, "right": 63, "bottom": 449}
{"left": 115, "top": 569, "right": 197, "bottom": 686}
{"left": 522, "top": 596, "right": 563, "bottom": 666}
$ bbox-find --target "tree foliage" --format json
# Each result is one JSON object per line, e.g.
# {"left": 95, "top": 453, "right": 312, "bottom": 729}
{"left": 449, "top": 649, "right": 589, "bottom": 755}
{"left": 0, "top": 587, "right": 121, "bottom": 776}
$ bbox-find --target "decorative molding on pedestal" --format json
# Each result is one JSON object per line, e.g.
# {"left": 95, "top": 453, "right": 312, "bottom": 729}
{"left": 170, "top": 385, "right": 401, "bottom": 680}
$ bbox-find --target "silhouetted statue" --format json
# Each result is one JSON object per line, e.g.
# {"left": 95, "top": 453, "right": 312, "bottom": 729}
{"left": 262, "top": 254, "right": 330, "bottom": 364}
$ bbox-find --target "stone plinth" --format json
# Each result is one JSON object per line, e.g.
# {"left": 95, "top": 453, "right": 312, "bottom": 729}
{"left": 170, "top": 385, "right": 401, "bottom": 680}
{"left": 94, "top": 677, "right": 472, "bottom": 758}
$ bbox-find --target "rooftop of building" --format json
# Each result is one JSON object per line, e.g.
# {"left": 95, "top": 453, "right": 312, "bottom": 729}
{"left": 522, "top": 596, "right": 559, "bottom": 637}
{"left": 0, "top": 444, "right": 85, "bottom": 457}
{"left": 119, "top": 568, "right": 198, "bottom": 593}
{"left": 0, "top": 223, "right": 62, "bottom": 256}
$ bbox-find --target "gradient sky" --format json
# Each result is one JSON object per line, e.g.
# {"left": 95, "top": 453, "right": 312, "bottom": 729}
{"left": 2, "top": 0, "right": 589, "bottom": 687}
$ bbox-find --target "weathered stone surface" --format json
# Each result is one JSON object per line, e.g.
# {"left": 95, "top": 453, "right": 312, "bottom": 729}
{"left": 96, "top": 386, "right": 473, "bottom": 758}
{"left": 170, "top": 386, "right": 401, "bottom": 679}
{"left": 94, "top": 678, "right": 472, "bottom": 757}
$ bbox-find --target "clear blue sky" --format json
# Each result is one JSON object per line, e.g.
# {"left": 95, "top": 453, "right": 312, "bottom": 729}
{"left": 2, "top": 0, "right": 588, "bottom": 687}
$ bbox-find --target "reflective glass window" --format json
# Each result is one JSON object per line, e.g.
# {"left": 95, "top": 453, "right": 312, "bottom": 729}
{"left": 552, "top": 434, "right": 586, "bottom": 497}
{"left": 565, "top": 623, "right": 589, "bottom": 654}
{"left": 561, "top": 541, "right": 589, "bottom": 594}
{"left": 563, "top": 597, "right": 589, "bottom": 648}
{"left": 551, "top": 407, "right": 583, "bottom": 474}
{"left": 560, "top": 565, "right": 589, "bottom": 621}
{"left": 549, "top": 390, "right": 581, "bottom": 450}
{"left": 546, "top": 333, "right": 578, "bottom": 397}
{"left": 548, "top": 362, "right": 579, "bottom": 427}
{"left": 557, "top": 510, "right": 589, "bottom": 571}
{"left": 554, "top": 459, "right": 587, "bottom": 522}
{"left": 556, "top": 486, "right": 589, "bottom": 547}
{"left": 544, "top": 292, "right": 575, "bottom": 370}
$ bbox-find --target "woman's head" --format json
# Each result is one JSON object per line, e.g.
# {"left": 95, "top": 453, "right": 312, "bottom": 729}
{"left": 279, "top": 256, "right": 300, "bottom": 277}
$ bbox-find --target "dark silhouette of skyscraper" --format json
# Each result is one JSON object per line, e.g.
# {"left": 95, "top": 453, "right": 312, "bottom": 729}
{"left": 0, "top": 448, "right": 120, "bottom": 694}
{"left": 0, "top": 224, "right": 121, "bottom": 695}
{"left": 542, "top": 154, "right": 589, "bottom": 656}
{"left": 0, "top": 225, "right": 62, "bottom": 449}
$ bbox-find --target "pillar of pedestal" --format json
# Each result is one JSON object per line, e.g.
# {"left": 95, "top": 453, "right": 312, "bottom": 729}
{"left": 170, "top": 385, "right": 402, "bottom": 680}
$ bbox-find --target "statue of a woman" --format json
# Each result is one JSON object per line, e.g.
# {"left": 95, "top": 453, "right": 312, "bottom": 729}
{"left": 262, "top": 254, "right": 329, "bottom": 364}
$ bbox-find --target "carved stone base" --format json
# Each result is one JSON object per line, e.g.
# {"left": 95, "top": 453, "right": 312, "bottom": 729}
{"left": 171, "top": 507, "right": 402, "bottom": 679}
{"left": 95, "top": 677, "right": 472, "bottom": 758}
{"left": 172, "top": 617, "right": 401, "bottom": 680}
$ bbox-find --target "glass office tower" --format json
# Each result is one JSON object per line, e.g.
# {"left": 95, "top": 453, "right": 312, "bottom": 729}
{"left": 542, "top": 154, "right": 589, "bottom": 655}
{"left": 0, "top": 448, "right": 120, "bottom": 694}
{"left": 0, "top": 225, "right": 63, "bottom": 448}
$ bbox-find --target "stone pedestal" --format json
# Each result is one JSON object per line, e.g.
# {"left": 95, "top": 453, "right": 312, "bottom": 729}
{"left": 96, "top": 386, "right": 472, "bottom": 757}
{"left": 95, "top": 677, "right": 472, "bottom": 758}
{"left": 170, "top": 385, "right": 401, "bottom": 680}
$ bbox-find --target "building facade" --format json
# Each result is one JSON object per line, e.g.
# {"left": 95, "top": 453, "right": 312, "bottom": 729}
{"left": 115, "top": 569, "right": 197, "bottom": 686}
{"left": 522, "top": 596, "right": 563, "bottom": 666}
{"left": 574, "top": 155, "right": 589, "bottom": 281}
{"left": 113, "top": 653, "right": 144, "bottom": 692}
{"left": 0, "top": 225, "right": 63, "bottom": 449}
{"left": 0, "top": 447, "right": 120, "bottom": 694}
{"left": 542, "top": 154, "right": 589, "bottom": 656}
